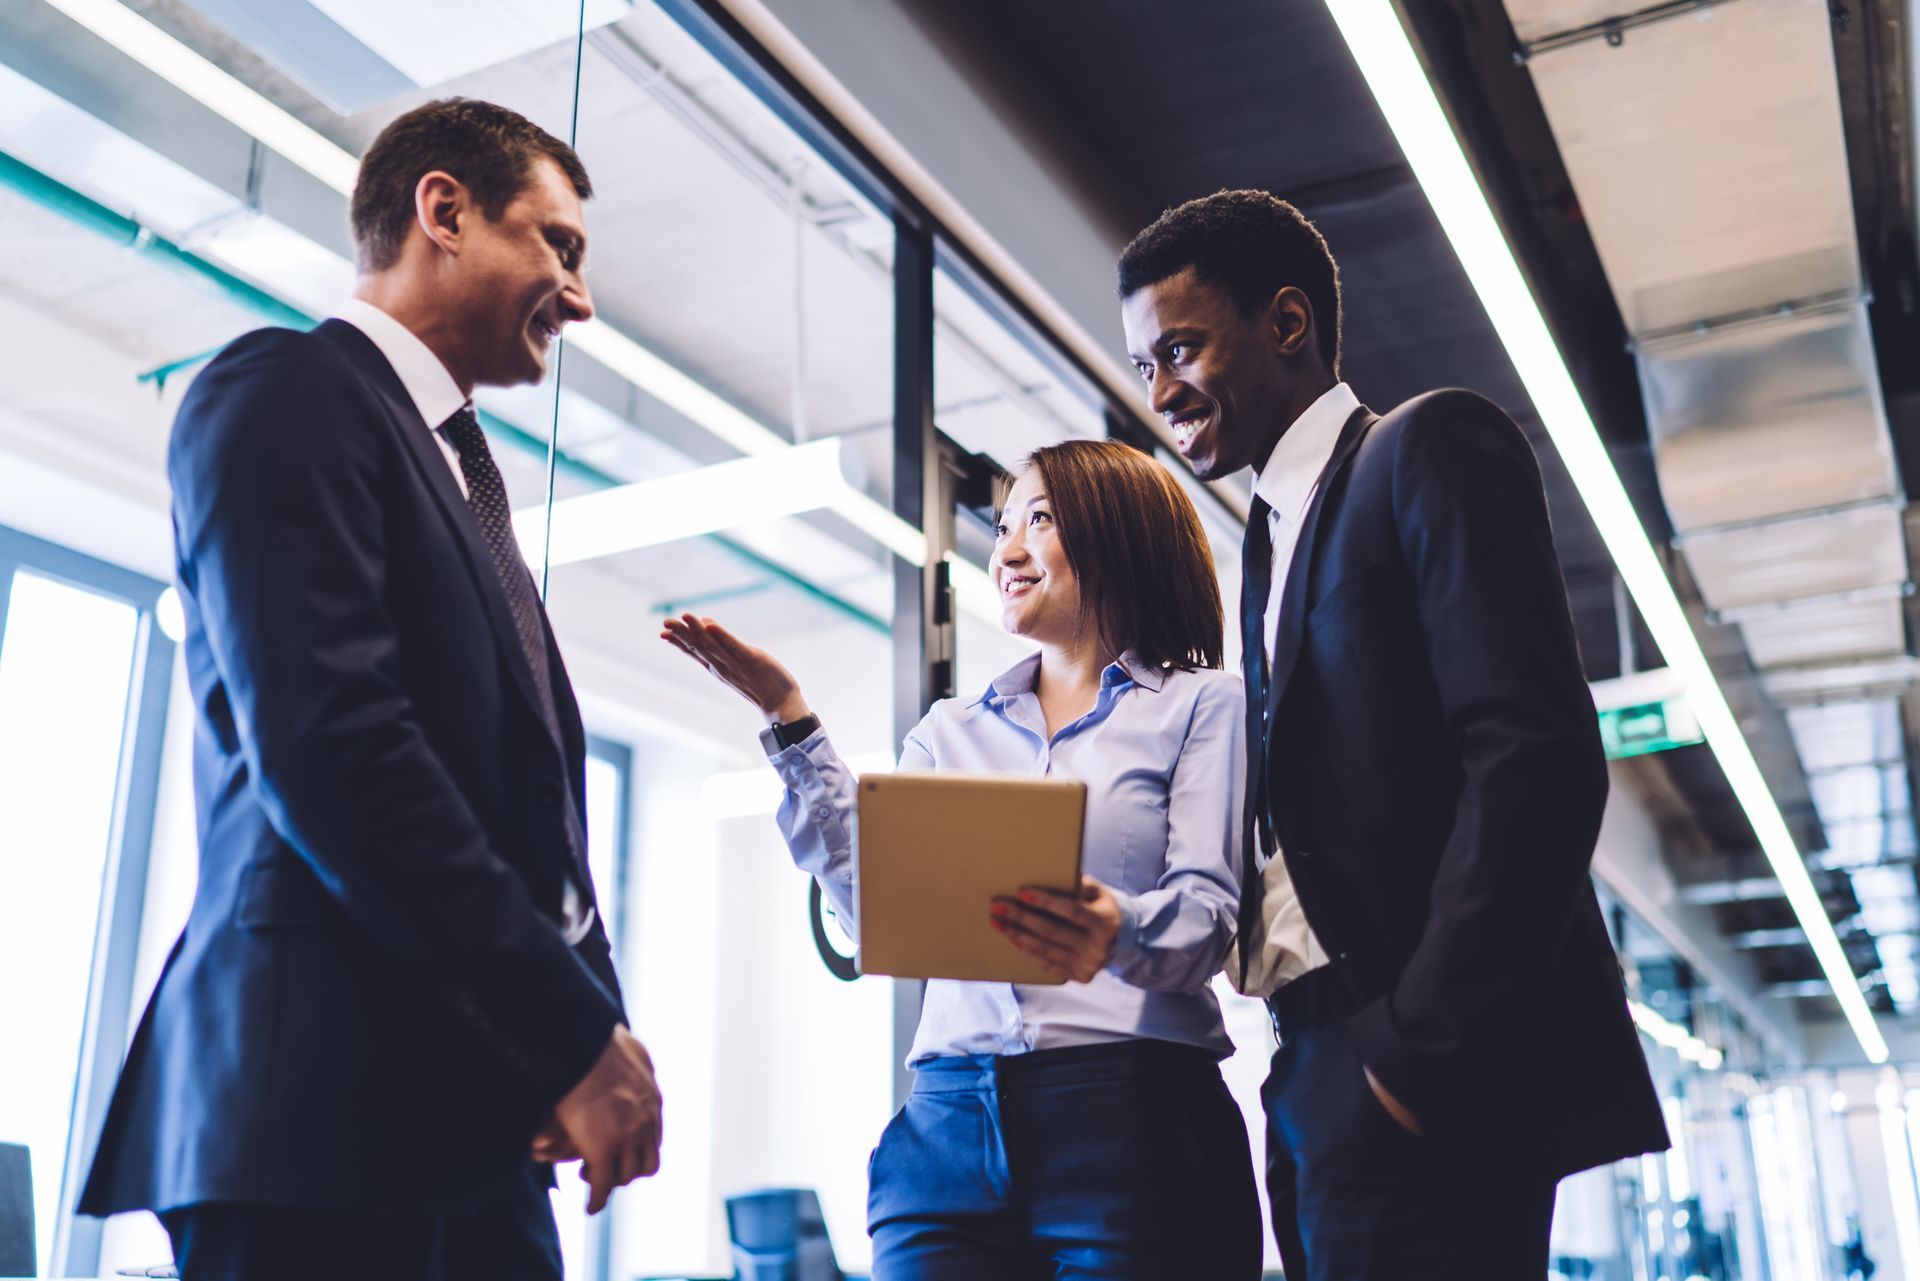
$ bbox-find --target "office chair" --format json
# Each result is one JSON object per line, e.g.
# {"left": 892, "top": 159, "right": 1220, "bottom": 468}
{"left": 724, "top": 1188, "right": 843, "bottom": 1281}
{"left": 0, "top": 1142, "right": 33, "bottom": 1278}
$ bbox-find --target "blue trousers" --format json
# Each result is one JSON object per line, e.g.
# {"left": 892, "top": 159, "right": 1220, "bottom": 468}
{"left": 867, "top": 1040, "right": 1262, "bottom": 1280}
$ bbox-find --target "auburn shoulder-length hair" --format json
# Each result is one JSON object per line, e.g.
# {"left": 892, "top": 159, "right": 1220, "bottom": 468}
{"left": 1018, "top": 439, "right": 1224, "bottom": 671}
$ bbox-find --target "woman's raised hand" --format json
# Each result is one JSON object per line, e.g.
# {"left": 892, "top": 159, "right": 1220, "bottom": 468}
{"left": 659, "top": 613, "right": 810, "bottom": 723}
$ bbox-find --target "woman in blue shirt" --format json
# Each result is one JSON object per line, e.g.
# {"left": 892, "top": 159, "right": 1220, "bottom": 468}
{"left": 662, "top": 439, "right": 1259, "bottom": 1280}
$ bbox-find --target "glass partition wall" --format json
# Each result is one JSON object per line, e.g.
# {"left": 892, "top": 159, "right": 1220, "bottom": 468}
{"left": 0, "top": 1, "right": 1195, "bottom": 1276}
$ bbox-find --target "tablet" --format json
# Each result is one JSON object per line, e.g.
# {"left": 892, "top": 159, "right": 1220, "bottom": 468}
{"left": 855, "top": 771, "right": 1086, "bottom": 985}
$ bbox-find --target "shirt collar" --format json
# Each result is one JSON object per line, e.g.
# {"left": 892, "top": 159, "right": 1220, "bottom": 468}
{"left": 333, "top": 298, "right": 469, "bottom": 430}
{"left": 969, "top": 649, "right": 1165, "bottom": 707}
{"left": 1251, "top": 381, "right": 1361, "bottom": 526}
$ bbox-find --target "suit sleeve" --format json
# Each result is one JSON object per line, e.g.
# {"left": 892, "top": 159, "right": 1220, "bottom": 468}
{"left": 1348, "top": 393, "right": 1609, "bottom": 1124}
{"left": 170, "top": 330, "right": 620, "bottom": 1112}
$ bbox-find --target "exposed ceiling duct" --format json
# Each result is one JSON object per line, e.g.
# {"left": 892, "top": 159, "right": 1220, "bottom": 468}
{"left": 1507, "top": 0, "right": 1917, "bottom": 1009}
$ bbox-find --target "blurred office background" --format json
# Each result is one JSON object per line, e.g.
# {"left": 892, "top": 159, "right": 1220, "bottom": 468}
{"left": 1, "top": 0, "right": 1919, "bottom": 1277}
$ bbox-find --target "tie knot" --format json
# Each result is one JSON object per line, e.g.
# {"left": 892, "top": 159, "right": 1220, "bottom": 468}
{"left": 440, "top": 406, "right": 485, "bottom": 456}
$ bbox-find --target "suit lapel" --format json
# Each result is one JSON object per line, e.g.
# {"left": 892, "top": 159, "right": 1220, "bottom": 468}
{"left": 315, "top": 321, "right": 556, "bottom": 740}
{"left": 1263, "top": 406, "right": 1378, "bottom": 737}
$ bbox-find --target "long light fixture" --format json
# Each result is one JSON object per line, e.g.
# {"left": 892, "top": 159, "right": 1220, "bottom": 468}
{"left": 559, "top": 321, "right": 925, "bottom": 565}
{"left": 513, "top": 437, "right": 855, "bottom": 568}
{"left": 40, "top": 0, "right": 936, "bottom": 590}
{"left": 1628, "top": 999, "right": 1724, "bottom": 1072}
{"left": 39, "top": 0, "right": 359, "bottom": 194}
{"left": 1326, "top": 0, "right": 1888, "bottom": 1062}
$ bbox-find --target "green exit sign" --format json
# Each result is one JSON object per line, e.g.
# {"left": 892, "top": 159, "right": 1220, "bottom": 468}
{"left": 1598, "top": 697, "right": 1704, "bottom": 760}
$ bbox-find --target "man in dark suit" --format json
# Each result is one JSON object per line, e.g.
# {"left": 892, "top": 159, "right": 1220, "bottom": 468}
{"left": 1119, "top": 190, "right": 1669, "bottom": 1279}
{"left": 79, "top": 99, "right": 661, "bottom": 1280}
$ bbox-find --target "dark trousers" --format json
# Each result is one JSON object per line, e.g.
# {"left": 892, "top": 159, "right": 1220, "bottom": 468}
{"left": 159, "top": 1162, "right": 562, "bottom": 1281}
{"left": 867, "top": 1039, "right": 1261, "bottom": 1281}
{"left": 1263, "top": 1012, "right": 1557, "bottom": 1281}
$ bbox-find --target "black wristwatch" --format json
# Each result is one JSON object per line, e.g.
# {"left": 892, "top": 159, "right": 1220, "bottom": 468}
{"left": 769, "top": 712, "right": 822, "bottom": 749}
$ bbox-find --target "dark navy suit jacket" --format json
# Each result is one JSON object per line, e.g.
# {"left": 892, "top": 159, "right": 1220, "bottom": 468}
{"left": 80, "top": 320, "right": 625, "bottom": 1218}
{"left": 1249, "top": 389, "right": 1669, "bottom": 1180}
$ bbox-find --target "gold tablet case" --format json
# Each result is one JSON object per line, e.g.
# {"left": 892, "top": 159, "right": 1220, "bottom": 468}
{"left": 855, "top": 771, "right": 1087, "bottom": 985}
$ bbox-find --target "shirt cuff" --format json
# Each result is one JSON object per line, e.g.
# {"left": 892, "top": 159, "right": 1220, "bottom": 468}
{"left": 1105, "top": 887, "right": 1144, "bottom": 975}
{"left": 758, "top": 722, "right": 825, "bottom": 763}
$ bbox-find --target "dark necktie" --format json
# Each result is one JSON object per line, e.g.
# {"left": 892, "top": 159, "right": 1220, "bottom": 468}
{"left": 1242, "top": 496, "right": 1274, "bottom": 718}
{"left": 439, "top": 407, "right": 561, "bottom": 737}
{"left": 440, "top": 407, "right": 591, "bottom": 913}
{"left": 1237, "top": 497, "right": 1275, "bottom": 984}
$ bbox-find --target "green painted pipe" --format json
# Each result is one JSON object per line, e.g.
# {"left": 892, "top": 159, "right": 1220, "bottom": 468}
{"left": 1, "top": 147, "right": 886, "bottom": 633}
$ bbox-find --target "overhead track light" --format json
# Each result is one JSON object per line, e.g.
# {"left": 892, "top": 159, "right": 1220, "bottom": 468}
{"left": 40, "top": 0, "right": 945, "bottom": 602}
{"left": 513, "top": 438, "right": 856, "bottom": 567}
{"left": 1325, "top": 0, "right": 1887, "bottom": 1061}
{"left": 39, "top": 0, "right": 359, "bottom": 194}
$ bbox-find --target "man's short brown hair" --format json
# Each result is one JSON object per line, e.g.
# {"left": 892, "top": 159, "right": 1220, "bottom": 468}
{"left": 350, "top": 98, "right": 592, "bottom": 272}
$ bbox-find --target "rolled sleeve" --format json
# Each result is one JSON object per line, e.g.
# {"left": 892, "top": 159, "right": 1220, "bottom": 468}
{"left": 762, "top": 724, "right": 860, "bottom": 932}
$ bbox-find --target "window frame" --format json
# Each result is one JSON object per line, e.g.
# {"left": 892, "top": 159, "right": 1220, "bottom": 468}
{"left": 0, "top": 525, "right": 175, "bottom": 1278}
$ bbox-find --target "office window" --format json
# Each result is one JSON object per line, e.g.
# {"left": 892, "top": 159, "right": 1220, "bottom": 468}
{"left": 0, "top": 534, "right": 171, "bottom": 1278}
{"left": 552, "top": 739, "right": 634, "bottom": 1281}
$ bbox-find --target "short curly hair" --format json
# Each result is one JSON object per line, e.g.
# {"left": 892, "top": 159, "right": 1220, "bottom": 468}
{"left": 1118, "top": 189, "right": 1343, "bottom": 376}
{"left": 351, "top": 98, "right": 591, "bottom": 272}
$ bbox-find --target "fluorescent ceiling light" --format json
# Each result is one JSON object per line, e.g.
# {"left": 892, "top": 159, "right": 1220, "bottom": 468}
{"left": 40, "top": 0, "right": 946, "bottom": 589}
{"left": 39, "top": 0, "right": 359, "bottom": 195}
{"left": 945, "top": 555, "right": 1001, "bottom": 626}
{"left": 513, "top": 438, "right": 854, "bottom": 567}
{"left": 565, "top": 321, "right": 926, "bottom": 565}
{"left": 1326, "top": 0, "right": 1888, "bottom": 1062}
{"left": 1629, "top": 1000, "right": 1724, "bottom": 1071}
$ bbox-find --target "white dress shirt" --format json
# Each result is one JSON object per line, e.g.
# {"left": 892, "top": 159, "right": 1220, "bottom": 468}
{"left": 333, "top": 299, "right": 594, "bottom": 946}
{"left": 1230, "top": 381, "right": 1361, "bottom": 996}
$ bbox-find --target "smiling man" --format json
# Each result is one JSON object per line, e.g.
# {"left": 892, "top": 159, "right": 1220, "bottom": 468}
{"left": 1119, "top": 190, "right": 1668, "bottom": 1280}
{"left": 79, "top": 99, "right": 661, "bottom": 1281}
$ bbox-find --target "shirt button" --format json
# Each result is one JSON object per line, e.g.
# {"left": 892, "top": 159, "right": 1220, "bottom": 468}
{"left": 816, "top": 805, "right": 832, "bottom": 819}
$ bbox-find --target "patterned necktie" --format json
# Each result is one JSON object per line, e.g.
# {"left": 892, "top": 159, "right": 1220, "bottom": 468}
{"left": 1237, "top": 497, "right": 1275, "bottom": 985}
{"left": 439, "top": 407, "right": 561, "bottom": 738}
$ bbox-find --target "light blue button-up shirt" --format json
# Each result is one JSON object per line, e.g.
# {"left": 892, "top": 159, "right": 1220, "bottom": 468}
{"left": 762, "top": 651, "right": 1245, "bottom": 1065}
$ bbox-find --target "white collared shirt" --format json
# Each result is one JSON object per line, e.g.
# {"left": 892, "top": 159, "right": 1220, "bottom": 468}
{"left": 1232, "top": 381, "right": 1361, "bottom": 997}
{"left": 333, "top": 298, "right": 471, "bottom": 496}
{"left": 332, "top": 299, "right": 594, "bottom": 947}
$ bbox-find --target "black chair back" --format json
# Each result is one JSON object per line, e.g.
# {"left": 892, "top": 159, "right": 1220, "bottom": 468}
{"left": 725, "top": 1187, "right": 842, "bottom": 1281}
{"left": 0, "top": 1143, "right": 33, "bottom": 1278}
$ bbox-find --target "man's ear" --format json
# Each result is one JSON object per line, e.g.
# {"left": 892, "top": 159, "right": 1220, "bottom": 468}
{"left": 414, "top": 170, "right": 468, "bottom": 256}
{"left": 1266, "top": 285, "right": 1316, "bottom": 361}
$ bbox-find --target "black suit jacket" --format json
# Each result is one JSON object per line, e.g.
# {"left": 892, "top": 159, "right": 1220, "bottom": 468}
{"left": 1248, "top": 388, "right": 1668, "bottom": 1180}
{"left": 80, "top": 321, "right": 625, "bottom": 1218}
